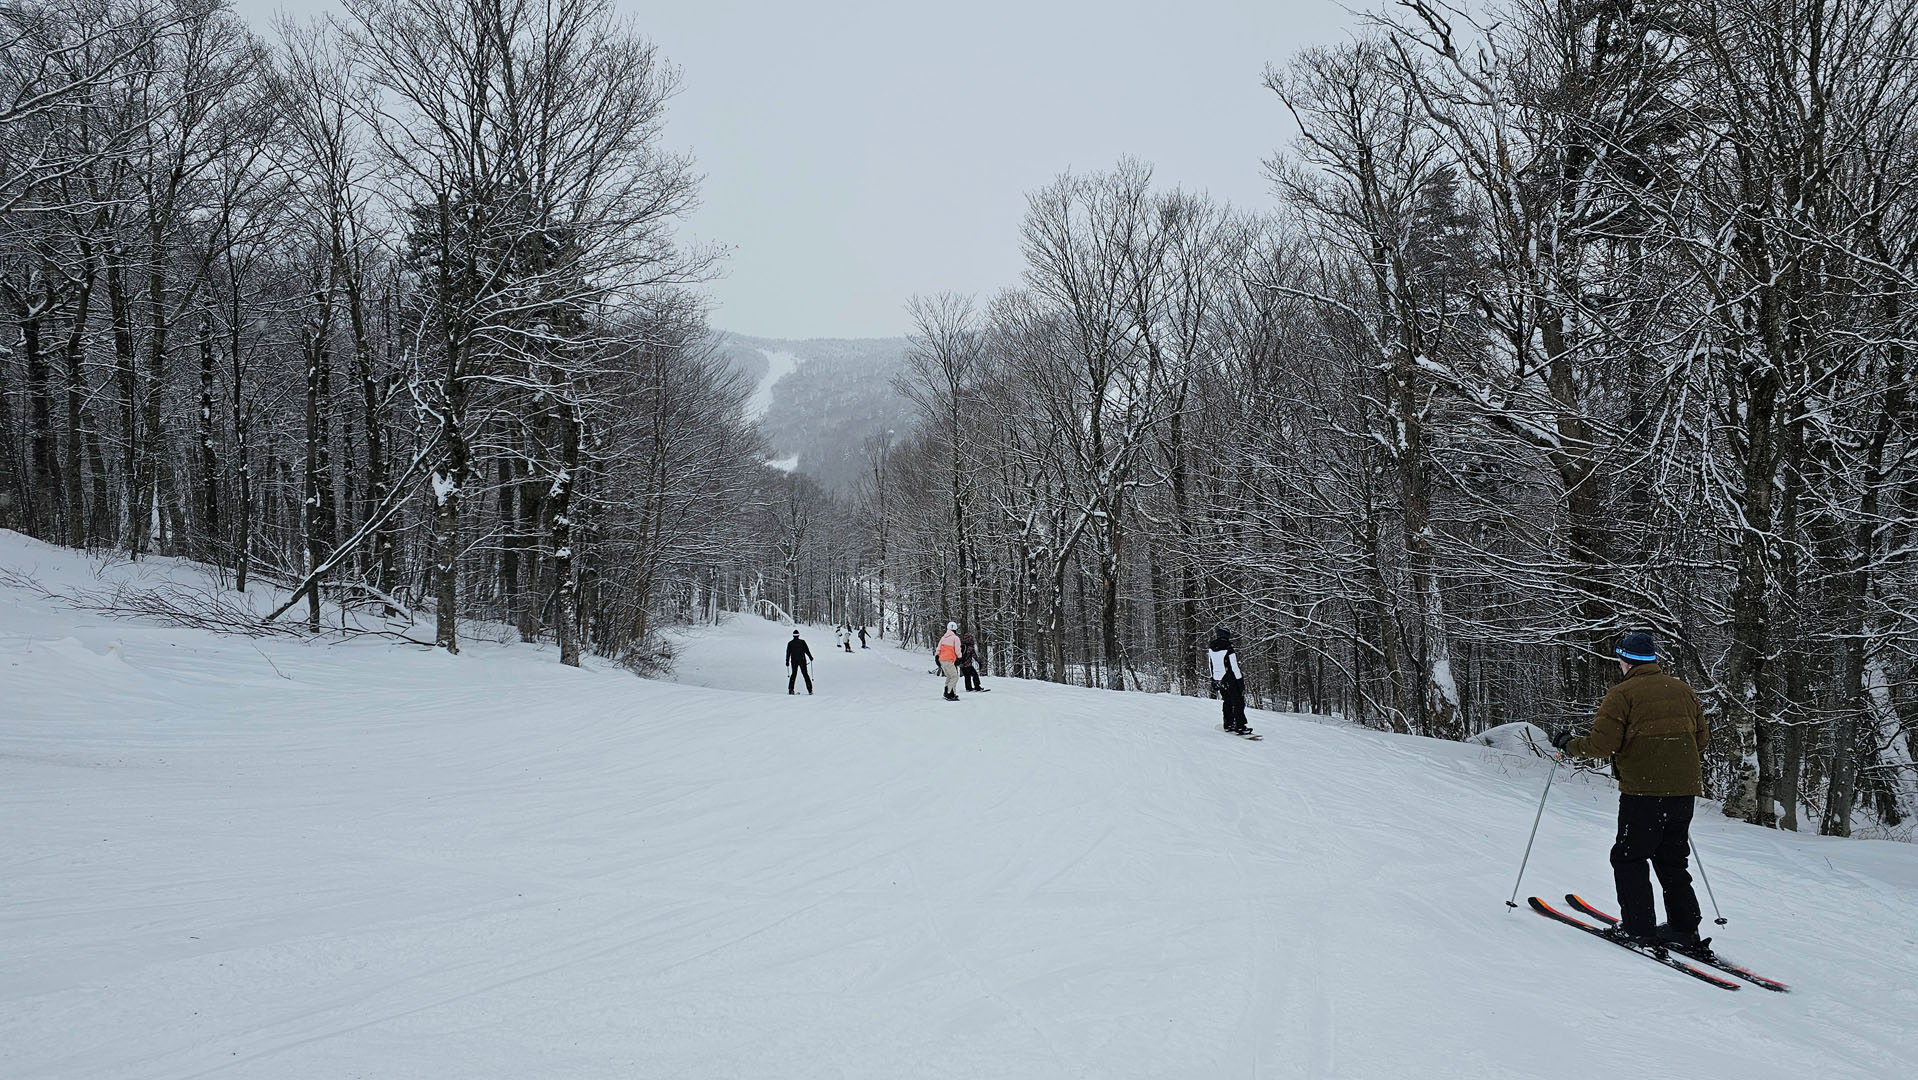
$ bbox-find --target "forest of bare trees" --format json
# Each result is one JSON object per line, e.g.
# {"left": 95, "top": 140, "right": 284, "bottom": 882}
{"left": 4, "top": 0, "right": 1915, "bottom": 839}
{"left": 0, "top": 0, "right": 774, "bottom": 668}
{"left": 848, "top": 0, "right": 1918, "bottom": 838}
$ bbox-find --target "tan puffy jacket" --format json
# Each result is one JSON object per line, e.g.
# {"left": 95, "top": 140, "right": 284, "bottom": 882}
{"left": 1565, "top": 663, "right": 1709, "bottom": 797}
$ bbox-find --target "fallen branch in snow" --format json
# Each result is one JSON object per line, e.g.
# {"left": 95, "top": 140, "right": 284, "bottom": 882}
{"left": 0, "top": 569, "right": 295, "bottom": 638}
{"left": 0, "top": 567, "right": 433, "bottom": 647}
{"left": 339, "top": 581, "right": 416, "bottom": 623}
{"left": 262, "top": 428, "right": 445, "bottom": 626}
{"left": 249, "top": 642, "right": 292, "bottom": 680}
{"left": 88, "top": 581, "right": 305, "bottom": 638}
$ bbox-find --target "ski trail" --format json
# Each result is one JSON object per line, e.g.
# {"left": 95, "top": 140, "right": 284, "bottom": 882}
{"left": 746, "top": 347, "right": 801, "bottom": 421}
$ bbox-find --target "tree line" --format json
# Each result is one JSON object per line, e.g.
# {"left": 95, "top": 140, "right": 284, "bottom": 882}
{"left": 0, "top": 0, "right": 780, "bottom": 667}
{"left": 854, "top": 0, "right": 1917, "bottom": 838}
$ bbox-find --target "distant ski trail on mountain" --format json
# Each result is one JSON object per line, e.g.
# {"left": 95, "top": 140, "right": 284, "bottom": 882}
{"left": 749, "top": 347, "right": 802, "bottom": 421}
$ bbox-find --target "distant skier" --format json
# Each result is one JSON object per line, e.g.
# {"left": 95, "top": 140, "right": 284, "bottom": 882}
{"left": 1552, "top": 632, "right": 1709, "bottom": 948}
{"left": 858, "top": 626, "right": 869, "bottom": 649}
{"left": 786, "top": 629, "right": 814, "bottom": 695}
{"left": 959, "top": 632, "right": 987, "bottom": 692}
{"left": 837, "top": 623, "right": 854, "bottom": 652}
{"left": 1207, "top": 627, "right": 1250, "bottom": 735}
{"left": 935, "top": 621, "right": 963, "bottom": 701}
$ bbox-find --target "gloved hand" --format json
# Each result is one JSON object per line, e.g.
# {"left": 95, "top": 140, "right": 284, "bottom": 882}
{"left": 1551, "top": 728, "right": 1576, "bottom": 751}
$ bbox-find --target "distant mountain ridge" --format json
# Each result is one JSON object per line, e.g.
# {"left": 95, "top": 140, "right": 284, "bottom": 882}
{"left": 714, "top": 332, "right": 917, "bottom": 497}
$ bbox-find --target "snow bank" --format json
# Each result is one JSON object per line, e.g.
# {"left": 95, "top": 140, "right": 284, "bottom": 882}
{"left": 1468, "top": 720, "right": 1553, "bottom": 756}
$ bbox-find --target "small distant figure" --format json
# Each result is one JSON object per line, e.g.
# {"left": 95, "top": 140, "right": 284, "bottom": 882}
{"left": 959, "top": 632, "right": 987, "bottom": 692}
{"left": 858, "top": 626, "right": 869, "bottom": 649}
{"left": 1208, "top": 627, "right": 1251, "bottom": 736}
{"left": 786, "top": 629, "right": 814, "bottom": 695}
{"left": 935, "top": 621, "right": 963, "bottom": 701}
{"left": 837, "top": 622, "right": 855, "bottom": 652}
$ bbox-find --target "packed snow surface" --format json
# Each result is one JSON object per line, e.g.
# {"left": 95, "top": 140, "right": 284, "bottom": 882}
{"left": 3, "top": 532, "right": 1916, "bottom": 1079}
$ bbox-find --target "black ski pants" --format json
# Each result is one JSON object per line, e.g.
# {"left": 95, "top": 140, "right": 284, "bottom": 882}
{"left": 962, "top": 665, "right": 981, "bottom": 691}
{"left": 1611, "top": 793, "right": 1701, "bottom": 936}
{"left": 789, "top": 661, "right": 812, "bottom": 694}
{"left": 1220, "top": 675, "right": 1247, "bottom": 731}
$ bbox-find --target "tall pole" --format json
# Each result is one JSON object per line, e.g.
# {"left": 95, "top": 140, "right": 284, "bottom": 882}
{"left": 1506, "top": 755, "right": 1560, "bottom": 910}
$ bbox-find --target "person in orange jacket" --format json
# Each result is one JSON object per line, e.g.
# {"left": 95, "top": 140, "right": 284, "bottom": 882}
{"left": 935, "top": 621, "right": 963, "bottom": 701}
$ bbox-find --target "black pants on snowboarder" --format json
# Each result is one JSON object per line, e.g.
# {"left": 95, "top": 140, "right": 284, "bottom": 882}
{"left": 1220, "top": 675, "right": 1247, "bottom": 732}
{"left": 961, "top": 665, "right": 982, "bottom": 692}
{"left": 1611, "top": 794, "right": 1701, "bottom": 936}
{"left": 789, "top": 662, "right": 812, "bottom": 695}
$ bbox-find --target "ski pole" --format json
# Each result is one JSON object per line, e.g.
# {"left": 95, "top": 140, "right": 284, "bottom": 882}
{"left": 1506, "top": 752, "right": 1560, "bottom": 910}
{"left": 1691, "top": 836, "right": 1728, "bottom": 926}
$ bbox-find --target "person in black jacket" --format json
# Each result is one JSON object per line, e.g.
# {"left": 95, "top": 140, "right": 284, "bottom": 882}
{"left": 959, "top": 632, "right": 987, "bottom": 692}
{"left": 786, "top": 630, "right": 814, "bottom": 695}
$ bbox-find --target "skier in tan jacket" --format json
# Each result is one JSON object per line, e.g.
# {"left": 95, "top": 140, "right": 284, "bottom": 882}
{"left": 1553, "top": 632, "right": 1710, "bottom": 947}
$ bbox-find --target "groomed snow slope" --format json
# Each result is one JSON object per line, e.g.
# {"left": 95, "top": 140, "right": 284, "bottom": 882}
{"left": 3, "top": 532, "right": 1915, "bottom": 1079}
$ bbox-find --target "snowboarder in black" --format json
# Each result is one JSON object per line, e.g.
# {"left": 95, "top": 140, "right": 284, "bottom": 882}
{"left": 959, "top": 632, "right": 987, "bottom": 692}
{"left": 1207, "top": 627, "right": 1249, "bottom": 734}
{"left": 786, "top": 629, "right": 814, "bottom": 695}
{"left": 858, "top": 626, "right": 869, "bottom": 649}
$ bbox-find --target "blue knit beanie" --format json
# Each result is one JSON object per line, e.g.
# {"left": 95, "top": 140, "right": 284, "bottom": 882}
{"left": 1616, "top": 632, "right": 1657, "bottom": 664}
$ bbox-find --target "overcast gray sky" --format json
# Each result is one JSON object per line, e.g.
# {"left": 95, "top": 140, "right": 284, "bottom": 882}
{"left": 230, "top": 0, "right": 1354, "bottom": 338}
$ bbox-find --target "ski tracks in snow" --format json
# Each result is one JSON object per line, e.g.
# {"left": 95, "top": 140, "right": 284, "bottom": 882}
{"left": 897, "top": 854, "right": 1079, "bottom": 1078}
{"left": 161, "top": 897, "right": 655, "bottom": 1079}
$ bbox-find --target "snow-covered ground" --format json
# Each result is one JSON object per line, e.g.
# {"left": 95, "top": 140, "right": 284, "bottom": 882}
{"left": 747, "top": 346, "right": 801, "bottom": 421}
{"left": 3, "top": 531, "right": 1916, "bottom": 1079}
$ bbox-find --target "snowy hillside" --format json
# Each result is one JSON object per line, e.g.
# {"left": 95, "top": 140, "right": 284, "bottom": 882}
{"left": 719, "top": 332, "right": 915, "bottom": 495}
{"left": 3, "top": 532, "right": 1915, "bottom": 1079}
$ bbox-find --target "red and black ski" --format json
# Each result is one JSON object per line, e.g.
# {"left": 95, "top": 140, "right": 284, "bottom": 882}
{"left": 1563, "top": 893, "right": 1789, "bottom": 992}
{"left": 1526, "top": 897, "right": 1741, "bottom": 990}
